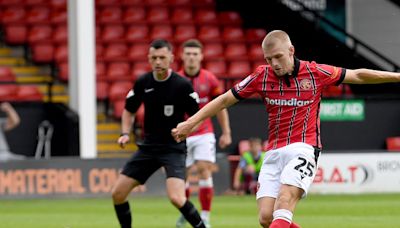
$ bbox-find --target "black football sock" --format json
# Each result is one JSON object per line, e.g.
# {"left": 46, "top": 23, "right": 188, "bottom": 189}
{"left": 178, "top": 200, "right": 206, "bottom": 228}
{"left": 114, "top": 201, "right": 132, "bottom": 228}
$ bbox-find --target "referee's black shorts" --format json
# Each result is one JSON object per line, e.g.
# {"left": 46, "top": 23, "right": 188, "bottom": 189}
{"left": 121, "top": 145, "right": 186, "bottom": 184}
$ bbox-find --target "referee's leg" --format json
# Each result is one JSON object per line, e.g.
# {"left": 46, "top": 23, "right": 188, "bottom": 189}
{"left": 112, "top": 174, "right": 141, "bottom": 228}
{"left": 167, "top": 177, "right": 206, "bottom": 228}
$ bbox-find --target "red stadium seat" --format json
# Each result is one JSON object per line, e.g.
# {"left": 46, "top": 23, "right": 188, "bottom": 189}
{"left": 109, "top": 81, "right": 133, "bottom": 101}
{"left": 25, "top": 0, "right": 49, "bottom": 5}
{"left": 100, "top": 25, "right": 125, "bottom": 43}
{"left": 252, "top": 60, "right": 266, "bottom": 69}
{"left": 122, "top": 7, "right": 146, "bottom": 24}
{"left": 192, "top": 0, "right": 215, "bottom": 7}
{"left": 17, "top": 85, "right": 43, "bottom": 101}
{"left": 150, "top": 25, "right": 173, "bottom": 40}
{"left": 50, "top": 0, "right": 67, "bottom": 9}
{"left": 107, "top": 62, "right": 131, "bottom": 81}
{"left": 96, "top": 0, "right": 121, "bottom": 6}
{"left": 246, "top": 28, "right": 267, "bottom": 44}
{"left": 171, "top": 7, "right": 193, "bottom": 25}
{"left": 0, "top": 85, "right": 18, "bottom": 101}
{"left": 28, "top": 25, "right": 53, "bottom": 44}
{"left": 4, "top": 25, "right": 27, "bottom": 45}
{"left": 248, "top": 44, "right": 264, "bottom": 61}
{"left": 52, "top": 25, "right": 67, "bottom": 43}
{"left": 167, "top": 0, "right": 191, "bottom": 7}
{"left": 174, "top": 25, "right": 197, "bottom": 43}
{"left": 225, "top": 43, "right": 248, "bottom": 60}
{"left": 0, "top": 0, "right": 24, "bottom": 6}
{"left": 98, "top": 7, "right": 122, "bottom": 24}
{"left": 205, "top": 60, "right": 227, "bottom": 77}
{"left": 222, "top": 27, "right": 245, "bottom": 42}
{"left": 54, "top": 44, "right": 68, "bottom": 62}
{"left": 112, "top": 99, "right": 125, "bottom": 119}
{"left": 96, "top": 81, "right": 109, "bottom": 100}
{"left": 218, "top": 11, "right": 242, "bottom": 26}
{"left": 0, "top": 67, "right": 16, "bottom": 82}
{"left": 50, "top": 9, "right": 67, "bottom": 24}
{"left": 387, "top": 137, "right": 400, "bottom": 151}
{"left": 125, "top": 25, "right": 149, "bottom": 43}
{"left": 26, "top": 7, "right": 50, "bottom": 24}
{"left": 96, "top": 62, "right": 107, "bottom": 81}
{"left": 144, "top": 0, "right": 168, "bottom": 6}
{"left": 1, "top": 7, "right": 26, "bottom": 24}
{"left": 146, "top": 7, "right": 169, "bottom": 24}
{"left": 203, "top": 43, "right": 224, "bottom": 60}
{"left": 228, "top": 60, "right": 251, "bottom": 78}
{"left": 128, "top": 44, "right": 149, "bottom": 61}
{"left": 194, "top": 9, "right": 218, "bottom": 25}
{"left": 198, "top": 26, "right": 221, "bottom": 42}
{"left": 103, "top": 43, "right": 128, "bottom": 61}
{"left": 96, "top": 44, "right": 104, "bottom": 59}
{"left": 58, "top": 62, "right": 68, "bottom": 81}
{"left": 131, "top": 61, "right": 151, "bottom": 81}
{"left": 31, "top": 44, "right": 54, "bottom": 63}
{"left": 120, "top": 0, "right": 142, "bottom": 5}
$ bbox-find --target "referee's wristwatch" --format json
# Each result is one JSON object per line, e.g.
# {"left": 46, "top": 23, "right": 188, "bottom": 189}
{"left": 120, "top": 133, "right": 129, "bottom": 137}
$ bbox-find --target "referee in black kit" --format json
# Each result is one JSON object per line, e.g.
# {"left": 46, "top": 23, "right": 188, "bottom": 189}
{"left": 111, "top": 39, "right": 206, "bottom": 228}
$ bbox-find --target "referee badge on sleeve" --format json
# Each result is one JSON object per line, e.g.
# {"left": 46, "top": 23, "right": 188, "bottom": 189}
{"left": 164, "top": 105, "right": 174, "bottom": 116}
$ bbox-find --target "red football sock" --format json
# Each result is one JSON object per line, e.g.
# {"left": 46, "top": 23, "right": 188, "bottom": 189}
{"left": 269, "top": 219, "right": 291, "bottom": 228}
{"left": 198, "top": 186, "right": 213, "bottom": 211}
{"left": 290, "top": 222, "right": 301, "bottom": 228}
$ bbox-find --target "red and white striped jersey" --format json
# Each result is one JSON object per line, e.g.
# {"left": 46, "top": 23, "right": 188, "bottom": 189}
{"left": 231, "top": 58, "right": 346, "bottom": 150}
{"left": 179, "top": 68, "right": 223, "bottom": 136}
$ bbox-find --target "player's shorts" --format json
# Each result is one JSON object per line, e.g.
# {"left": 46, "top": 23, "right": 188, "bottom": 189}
{"left": 185, "top": 133, "right": 216, "bottom": 167}
{"left": 256, "top": 142, "right": 320, "bottom": 200}
{"left": 121, "top": 145, "right": 186, "bottom": 184}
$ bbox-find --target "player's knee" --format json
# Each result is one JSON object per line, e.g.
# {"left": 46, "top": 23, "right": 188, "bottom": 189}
{"left": 111, "top": 188, "right": 127, "bottom": 204}
{"left": 258, "top": 212, "right": 272, "bottom": 228}
{"left": 168, "top": 193, "right": 186, "bottom": 208}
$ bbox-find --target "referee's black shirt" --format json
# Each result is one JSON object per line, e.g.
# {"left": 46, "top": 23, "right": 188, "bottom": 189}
{"left": 125, "top": 71, "right": 199, "bottom": 148}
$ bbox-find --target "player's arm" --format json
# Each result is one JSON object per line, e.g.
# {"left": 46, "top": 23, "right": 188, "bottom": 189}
{"left": 172, "top": 90, "right": 239, "bottom": 142}
{"left": 343, "top": 69, "right": 400, "bottom": 84}
{"left": 233, "top": 165, "right": 243, "bottom": 191}
{"left": 0, "top": 102, "right": 20, "bottom": 131}
{"left": 216, "top": 109, "right": 232, "bottom": 149}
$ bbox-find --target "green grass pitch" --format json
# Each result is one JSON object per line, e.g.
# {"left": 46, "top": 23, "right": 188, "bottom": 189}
{"left": 0, "top": 194, "right": 399, "bottom": 227}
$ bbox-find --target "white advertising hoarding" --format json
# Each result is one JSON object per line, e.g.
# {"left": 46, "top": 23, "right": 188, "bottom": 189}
{"left": 310, "top": 153, "right": 400, "bottom": 193}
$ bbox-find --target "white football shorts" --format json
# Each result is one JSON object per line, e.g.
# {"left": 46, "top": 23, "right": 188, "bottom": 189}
{"left": 185, "top": 133, "right": 216, "bottom": 167}
{"left": 256, "top": 142, "right": 319, "bottom": 200}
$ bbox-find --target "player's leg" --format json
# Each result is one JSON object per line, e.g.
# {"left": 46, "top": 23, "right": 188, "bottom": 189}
{"left": 112, "top": 149, "right": 160, "bottom": 228}
{"left": 196, "top": 160, "right": 214, "bottom": 226}
{"left": 191, "top": 133, "right": 216, "bottom": 226}
{"left": 111, "top": 174, "right": 141, "bottom": 228}
{"left": 167, "top": 177, "right": 205, "bottom": 228}
{"left": 270, "top": 143, "right": 318, "bottom": 228}
{"left": 269, "top": 184, "right": 303, "bottom": 228}
{"left": 257, "top": 196, "right": 276, "bottom": 227}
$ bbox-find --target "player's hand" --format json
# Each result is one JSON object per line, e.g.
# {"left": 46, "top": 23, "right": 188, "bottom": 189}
{"left": 118, "top": 134, "right": 130, "bottom": 148}
{"left": 218, "top": 133, "right": 232, "bottom": 149}
{"left": 171, "top": 121, "right": 192, "bottom": 142}
{"left": 0, "top": 102, "right": 13, "bottom": 113}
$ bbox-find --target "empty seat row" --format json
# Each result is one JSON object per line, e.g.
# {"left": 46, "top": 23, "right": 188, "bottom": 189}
{"left": 95, "top": 8, "right": 240, "bottom": 26}
{"left": 57, "top": 59, "right": 255, "bottom": 84}
{"left": 0, "top": 7, "right": 66, "bottom": 25}
{"left": 0, "top": 84, "right": 43, "bottom": 102}
{"left": 3, "top": 24, "right": 67, "bottom": 45}
{"left": 0, "top": 0, "right": 66, "bottom": 8}
{"left": 95, "top": 25, "right": 264, "bottom": 44}
{"left": 0, "top": 67, "right": 16, "bottom": 82}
